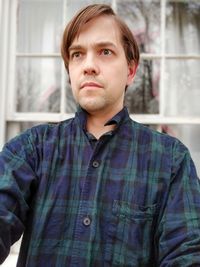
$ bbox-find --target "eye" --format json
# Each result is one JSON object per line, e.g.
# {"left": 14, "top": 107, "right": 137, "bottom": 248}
{"left": 70, "top": 51, "right": 82, "bottom": 59}
{"left": 101, "top": 49, "right": 112, "bottom": 56}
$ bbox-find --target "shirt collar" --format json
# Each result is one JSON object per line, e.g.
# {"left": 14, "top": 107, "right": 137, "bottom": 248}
{"left": 75, "top": 106, "right": 130, "bottom": 130}
{"left": 104, "top": 107, "right": 129, "bottom": 126}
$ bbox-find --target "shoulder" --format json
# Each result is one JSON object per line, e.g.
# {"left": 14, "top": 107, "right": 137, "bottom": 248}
{"left": 130, "top": 119, "right": 177, "bottom": 145}
{"left": 129, "top": 119, "right": 190, "bottom": 158}
{"left": 129, "top": 119, "right": 198, "bottom": 177}
{"left": 2, "top": 118, "right": 75, "bottom": 157}
{"left": 29, "top": 117, "right": 75, "bottom": 142}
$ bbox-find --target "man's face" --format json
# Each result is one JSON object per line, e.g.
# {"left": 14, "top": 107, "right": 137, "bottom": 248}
{"left": 68, "top": 15, "right": 135, "bottom": 115}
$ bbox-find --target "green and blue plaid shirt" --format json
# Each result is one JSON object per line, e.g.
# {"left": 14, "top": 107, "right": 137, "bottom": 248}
{"left": 0, "top": 107, "right": 200, "bottom": 266}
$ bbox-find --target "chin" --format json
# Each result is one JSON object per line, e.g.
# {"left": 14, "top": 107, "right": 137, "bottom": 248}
{"left": 79, "top": 99, "right": 106, "bottom": 112}
{"left": 82, "top": 105, "right": 102, "bottom": 112}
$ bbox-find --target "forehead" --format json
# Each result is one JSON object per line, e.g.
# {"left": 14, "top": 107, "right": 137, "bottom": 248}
{"left": 70, "top": 16, "right": 122, "bottom": 47}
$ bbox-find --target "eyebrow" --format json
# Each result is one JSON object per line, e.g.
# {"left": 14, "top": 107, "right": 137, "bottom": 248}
{"left": 69, "top": 41, "right": 117, "bottom": 53}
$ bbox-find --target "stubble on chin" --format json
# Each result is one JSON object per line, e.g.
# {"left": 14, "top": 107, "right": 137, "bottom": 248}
{"left": 78, "top": 96, "right": 107, "bottom": 113}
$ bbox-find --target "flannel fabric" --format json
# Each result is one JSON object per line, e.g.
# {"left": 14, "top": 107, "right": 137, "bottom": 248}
{"left": 0, "top": 107, "right": 200, "bottom": 266}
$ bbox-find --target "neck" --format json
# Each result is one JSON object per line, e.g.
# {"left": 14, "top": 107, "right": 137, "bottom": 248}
{"left": 86, "top": 115, "right": 115, "bottom": 140}
{"left": 86, "top": 107, "right": 122, "bottom": 139}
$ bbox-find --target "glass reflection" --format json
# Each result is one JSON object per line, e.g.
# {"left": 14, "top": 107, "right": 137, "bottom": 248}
{"left": 117, "top": 0, "right": 161, "bottom": 54}
{"left": 125, "top": 59, "right": 160, "bottom": 114}
{"left": 165, "top": 59, "right": 200, "bottom": 116}
{"left": 16, "top": 58, "right": 61, "bottom": 112}
{"left": 66, "top": 0, "right": 112, "bottom": 22}
{"left": 166, "top": 1, "right": 200, "bottom": 54}
{"left": 17, "top": 0, "right": 63, "bottom": 53}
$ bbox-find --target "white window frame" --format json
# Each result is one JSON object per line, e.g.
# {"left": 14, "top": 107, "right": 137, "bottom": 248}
{"left": 1, "top": 0, "right": 200, "bottom": 146}
{"left": 0, "top": 0, "right": 200, "bottom": 264}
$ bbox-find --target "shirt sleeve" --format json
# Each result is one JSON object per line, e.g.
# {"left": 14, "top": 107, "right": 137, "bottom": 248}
{"left": 156, "top": 140, "right": 200, "bottom": 266}
{"left": 0, "top": 130, "right": 38, "bottom": 264}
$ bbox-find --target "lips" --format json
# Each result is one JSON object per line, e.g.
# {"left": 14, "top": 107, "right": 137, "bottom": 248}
{"left": 80, "top": 82, "right": 103, "bottom": 89}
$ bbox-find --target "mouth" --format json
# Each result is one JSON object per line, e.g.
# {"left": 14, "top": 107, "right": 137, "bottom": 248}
{"left": 80, "top": 82, "right": 103, "bottom": 89}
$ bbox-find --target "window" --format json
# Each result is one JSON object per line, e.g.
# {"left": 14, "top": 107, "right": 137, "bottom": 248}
{"left": 1, "top": 0, "right": 200, "bottom": 166}
{"left": 9, "top": 0, "right": 199, "bottom": 167}
{"left": 0, "top": 1, "right": 200, "bottom": 263}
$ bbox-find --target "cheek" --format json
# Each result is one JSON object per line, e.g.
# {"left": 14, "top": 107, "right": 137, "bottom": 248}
{"left": 113, "top": 61, "right": 128, "bottom": 76}
{"left": 114, "top": 67, "right": 129, "bottom": 86}
{"left": 70, "top": 87, "right": 78, "bottom": 102}
{"left": 68, "top": 70, "right": 77, "bottom": 86}
{"left": 68, "top": 65, "right": 77, "bottom": 77}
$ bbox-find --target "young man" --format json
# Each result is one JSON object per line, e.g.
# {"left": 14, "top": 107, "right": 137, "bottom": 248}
{"left": 0, "top": 4, "right": 200, "bottom": 267}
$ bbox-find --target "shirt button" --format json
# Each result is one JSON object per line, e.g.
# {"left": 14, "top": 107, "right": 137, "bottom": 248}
{"left": 92, "top": 160, "right": 100, "bottom": 168}
{"left": 83, "top": 216, "right": 91, "bottom": 226}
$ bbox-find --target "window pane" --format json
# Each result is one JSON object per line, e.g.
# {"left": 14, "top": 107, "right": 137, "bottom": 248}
{"left": 117, "top": 0, "right": 161, "bottom": 54}
{"left": 66, "top": 0, "right": 112, "bottom": 21}
{"left": 166, "top": 1, "right": 200, "bottom": 54}
{"left": 164, "top": 59, "right": 200, "bottom": 116}
{"left": 125, "top": 59, "right": 160, "bottom": 114}
{"left": 19, "top": 122, "right": 46, "bottom": 133}
{"left": 65, "top": 74, "right": 77, "bottom": 113}
{"left": 159, "top": 124, "right": 200, "bottom": 176}
{"left": 17, "top": 0, "right": 63, "bottom": 53}
{"left": 16, "top": 57, "right": 61, "bottom": 112}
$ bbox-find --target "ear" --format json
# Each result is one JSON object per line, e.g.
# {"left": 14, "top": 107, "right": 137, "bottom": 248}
{"left": 126, "top": 60, "right": 137, "bottom": 86}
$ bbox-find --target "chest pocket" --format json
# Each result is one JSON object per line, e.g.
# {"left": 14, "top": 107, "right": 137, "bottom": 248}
{"left": 104, "top": 200, "right": 158, "bottom": 267}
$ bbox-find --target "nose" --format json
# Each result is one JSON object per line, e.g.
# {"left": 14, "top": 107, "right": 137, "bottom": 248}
{"left": 83, "top": 53, "right": 99, "bottom": 76}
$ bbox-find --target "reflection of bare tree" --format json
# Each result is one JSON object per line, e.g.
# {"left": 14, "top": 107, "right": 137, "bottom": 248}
{"left": 117, "top": 0, "right": 160, "bottom": 114}
{"left": 125, "top": 59, "right": 159, "bottom": 114}
{"left": 169, "top": 2, "right": 200, "bottom": 20}
{"left": 17, "top": 59, "right": 61, "bottom": 113}
{"left": 47, "top": 88, "right": 60, "bottom": 112}
{"left": 166, "top": 2, "right": 200, "bottom": 54}
{"left": 17, "top": 62, "right": 39, "bottom": 112}
{"left": 117, "top": 0, "right": 160, "bottom": 53}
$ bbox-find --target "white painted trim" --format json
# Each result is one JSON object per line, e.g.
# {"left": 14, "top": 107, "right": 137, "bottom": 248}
{"left": 159, "top": 0, "right": 166, "bottom": 117}
{"left": 6, "top": 112, "right": 74, "bottom": 122}
{"left": 16, "top": 53, "right": 60, "bottom": 57}
{"left": 0, "top": 1, "right": 9, "bottom": 149}
{"left": 163, "top": 54, "right": 200, "bottom": 59}
{"left": 60, "top": 0, "right": 68, "bottom": 115}
{"left": 15, "top": 53, "right": 200, "bottom": 60}
{"left": 7, "top": 0, "right": 18, "bottom": 119}
{"left": 130, "top": 115, "right": 200, "bottom": 125}
{"left": 0, "top": 0, "right": 2, "bottom": 29}
{"left": 5, "top": 112, "right": 200, "bottom": 125}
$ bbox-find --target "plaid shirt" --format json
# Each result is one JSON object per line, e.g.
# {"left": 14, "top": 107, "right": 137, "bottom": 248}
{"left": 0, "top": 107, "right": 200, "bottom": 267}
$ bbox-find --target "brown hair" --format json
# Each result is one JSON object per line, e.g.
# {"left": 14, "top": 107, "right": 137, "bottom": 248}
{"left": 61, "top": 4, "right": 140, "bottom": 71}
